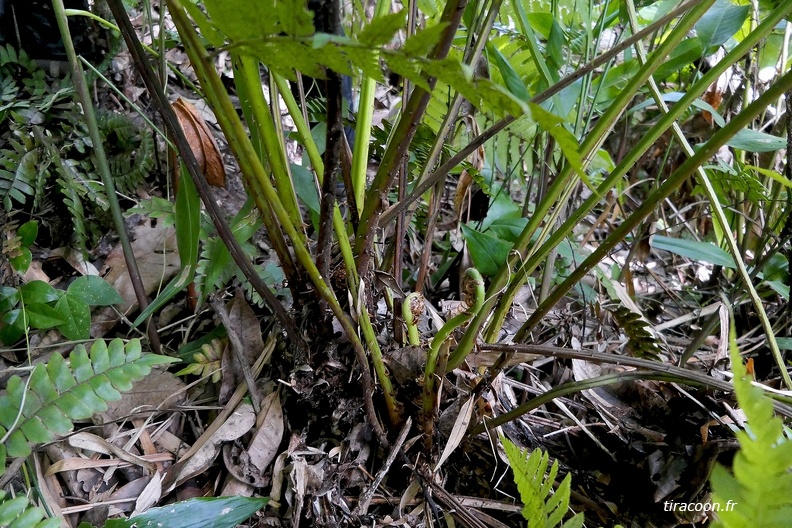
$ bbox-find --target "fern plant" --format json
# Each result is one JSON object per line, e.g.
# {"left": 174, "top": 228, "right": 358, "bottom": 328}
{"left": 0, "top": 338, "right": 177, "bottom": 477}
{"left": 501, "top": 436, "right": 584, "bottom": 528}
{"left": 0, "top": 45, "right": 154, "bottom": 252}
{"left": 709, "top": 332, "right": 792, "bottom": 527}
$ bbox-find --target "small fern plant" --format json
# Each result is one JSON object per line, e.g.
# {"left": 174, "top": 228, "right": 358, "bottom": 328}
{"left": 501, "top": 436, "right": 584, "bottom": 528}
{"left": 708, "top": 330, "right": 792, "bottom": 527}
{"left": 0, "top": 338, "right": 177, "bottom": 476}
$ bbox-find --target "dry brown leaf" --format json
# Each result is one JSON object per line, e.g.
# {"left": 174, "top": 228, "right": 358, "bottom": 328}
{"left": 167, "top": 402, "right": 256, "bottom": 487}
{"left": 172, "top": 97, "right": 226, "bottom": 187}
{"left": 97, "top": 369, "right": 186, "bottom": 422}
{"left": 219, "top": 288, "right": 265, "bottom": 404}
{"left": 91, "top": 219, "right": 180, "bottom": 337}
{"left": 434, "top": 395, "right": 474, "bottom": 472}
{"left": 222, "top": 391, "right": 283, "bottom": 488}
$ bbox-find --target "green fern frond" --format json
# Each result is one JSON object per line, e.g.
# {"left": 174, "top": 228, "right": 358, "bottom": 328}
{"left": 0, "top": 491, "right": 59, "bottom": 528}
{"left": 97, "top": 111, "right": 155, "bottom": 196}
{"left": 55, "top": 177, "right": 89, "bottom": 253}
{"left": 709, "top": 330, "right": 792, "bottom": 527}
{"left": 501, "top": 437, "right": 584, "bottom": 528}
{"left": 0, "top": 339, "right": 177, "bottom": 477}
{"left": 0, "top": 138, "right": 36, "bottom": 212}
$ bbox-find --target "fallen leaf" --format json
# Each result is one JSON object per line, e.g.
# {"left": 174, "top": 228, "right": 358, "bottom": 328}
{"left": 172, "top": 97, "right": 226, "bottom": 187}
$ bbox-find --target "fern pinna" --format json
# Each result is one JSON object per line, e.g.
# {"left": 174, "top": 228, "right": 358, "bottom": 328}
{"left": 709, "top": 333, "right": 792, "bottom": 527}
{"left": 0, "top": 338, "right": 177, "bottom": 476}
{"left": 501, "top": 437, "right": 584, "bottom": 528}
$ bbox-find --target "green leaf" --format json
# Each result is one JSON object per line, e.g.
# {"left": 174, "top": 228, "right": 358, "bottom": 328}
{"left": 175, "top": 164, "right": 201, "bottom": 269}
{"left": 695, "top": 0, "right": 750, "bottom": 51}
{"left": 651, "top": 235, "right": 736, "bottom": 268}
{"left": 403, "top": 22, "right": 448, "bottom": 56}
{"left": 0, "top": 287, "right": 20, "bottom": 312}
{"left": 0, "top": 339, "right": 177, "bottom": 474}
{"left": 487, "top": 42, "right": 530, "bottom": 102}
{"left": 67, "top": 276, "right": 123, "bottom": 306}
{"left": 132, "top": 265, "right": 195, "bottom": 328}
{"left": 358, "top": 11, "right": 406, "bottom": 47}
{"left": 727, "top": 128, "right": 786, "bottom": 152}
{"left": 17, "top": 220, "right": 38, "bottom": 247}
{"left": 24, "top": 303, "right": 65, "bottom": 329}
{"left": 710, "top": 324, "right": 792, "bottom": 527}
{"left": 291, "top": 163, "right": 320, "bottom": 215}
{"left": 461, "top": 224, "right": 512, "bottom": 277}
{"left": 182, "top": 0, "right": 225, "bottom": 48}
{"left": 0, "top": 308, "right": 26, "bottom": 345}
{"left": 54, "top": 294, "right": 91, "bottom": 340}
{"left": 488, "top": 217, "right": 529, "bottom": 242}
{"left": 276, "top": 0, "right": 315, "bottom": 37}
{"left": 204, "top": 0, "right": 283, "bottom": 39}
{"left": 19, "top": 281, "right": 59, "bottom": 304}
{"left": 104, "top": 496, "right": 269, "bottom": 528}
{"left": 9, "top": 247, "right": 31, "bottom": 273}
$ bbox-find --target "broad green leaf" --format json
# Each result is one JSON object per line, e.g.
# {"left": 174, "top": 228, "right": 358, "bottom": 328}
{"left": 276, "top": 0, "right": 315, "bottom": 37}
{"left": 104, "top": 496, "right": 269, "bottom": 528}
{"left": 488, "top": 217, "right": 529, "bottom": 243}
{"left": 727, "top": 128, "right": 786, "bottom": 152}
{"left": 0, "top": 496, "right": 28, "bottom": 524}
{"left": 24, "top": 303, "right": 64, "bottom": 329}
{"left": 461, "top": 224, "right": 512, "bottom": 277}
{"left": 695, "top": 0, "right": 750, "bottom": 51}
{"left": 651, "top": 235, "right": 735, "bottom": 268}
{"left": 55, "top": 295, "right": 91, "bottom": 340}
{"left": 90, "top": 339, "right": 110, "bottom": 374}
{"left": 0, "top": 308, "right": 26, "bottom": 345}
{"left": 20, "top": 416, "right": 50, "bottom": 444}
{"left": 652, "top": 38, "right": 704, "bottom": 81}
{"left": 17, "top": 220, "right": 38, "bottom": 247}
{"left": 291, "top": 163, "right": 320, "bottom": 214}
{"left": 9, "top": 247, "right": 31, "bottom": 273}
{"left": 19, "top": 281, "right": 59, "bottom": 304}
{"left": 67, "top": 276, "right": 123, "bottom": 306}
{"left": 175, "top": 164, "right": 201, "bottom": 268}
{"left": 0, "top": 287, "right": 20, "bottom": 312}
{"left": 487, "top": 42, "right": 530, "bottom": 102}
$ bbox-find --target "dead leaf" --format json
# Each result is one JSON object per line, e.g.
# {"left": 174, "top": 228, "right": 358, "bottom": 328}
{"left": 97, "top": 369, "right": 186, "bottom": 422}
{"left": 222, "top": 391, "right": 283, "bottom": 488}
{"left": 91, "top": 219, "right": 181, "bottom": 337}
{"left": 167, "top": 401, "right": 256, "bottom": 487}
{"left": 435, "top": 395, "right": 474, "bottom": 471}
{"left": 219, "top": 289, "right": 265, "bottom": 404}
{"left": 172, "top": 97, "right": 225, "bottom": 187}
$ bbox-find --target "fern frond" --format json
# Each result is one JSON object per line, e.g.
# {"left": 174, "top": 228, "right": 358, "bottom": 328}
{"left": 608, "top": 305, "right": 663, "bottom": 360}
{"left": 0, "top": 491, "right": 59, "bottom": 528}
{"left": 55, "top": 176, "right": 89, "bottom": 253}
{"left": 0, "top": 339, "right": 177, "bottom": 476}
{"left": 710, "top": 332, "right": 792, "bottom": 527}
{"left": 0, "top": 138, "right": 36, "bottom": 212}
{"left": 98, "top": 111, "right": 155, "bottom": 195}
{"left": 501, "top": 437, "right": 584, "bottom": 528}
